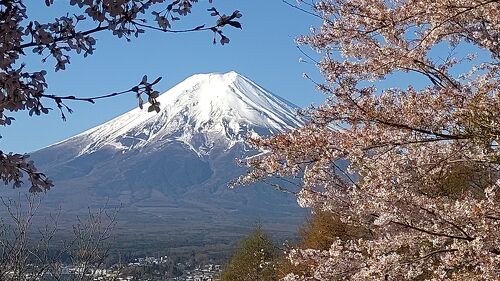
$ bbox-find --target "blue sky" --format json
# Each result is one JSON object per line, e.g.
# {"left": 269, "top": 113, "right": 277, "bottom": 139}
{"left": 2, "top": 1, "right": 325, "bottom": 153}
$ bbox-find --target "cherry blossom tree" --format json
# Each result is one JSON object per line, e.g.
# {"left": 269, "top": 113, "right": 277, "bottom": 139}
{"left": 0, "top": 0, "right": 241, "bottom": 192}
{"left": 236, "top": 0, "right": 499, "bottom": 279}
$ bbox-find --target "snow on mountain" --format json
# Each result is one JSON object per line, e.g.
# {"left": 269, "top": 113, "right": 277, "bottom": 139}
{"left": 57, "top": 71, "right": 303, "bottom": 156}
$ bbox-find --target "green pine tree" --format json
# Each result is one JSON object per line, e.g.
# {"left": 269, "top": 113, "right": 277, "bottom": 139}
{"left": 221, "top": 226, "right": 278, "bottom": 281}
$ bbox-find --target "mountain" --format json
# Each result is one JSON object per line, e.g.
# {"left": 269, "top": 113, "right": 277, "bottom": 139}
{"left": 28, "top": 71, "right": 306, "bottom": 258}
{"left": 54, "top": 70, "right": 302, "bottom": 156}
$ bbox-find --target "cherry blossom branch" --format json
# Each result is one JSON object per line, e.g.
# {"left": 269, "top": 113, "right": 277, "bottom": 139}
{"left": 296, "top": 45, "right": 320, "bottom": 64}
{"left": 131, "top": 20, "right": 212, "bottom": 33}
{"left": 282, "top": 0, "right": 322, "bottom": 19}
{"left": 413, "top": 0, "right": 499, "bottom": 53}
{"left": 39, "top": 75, "right": 162, "bottom": 121}
{"left": 413, "top": 59, "right": 459, "bottom": 89}
{"left": 372, "top": 118, "right": 467, "bottom": 140}
{"left": 17, "top": 25, "right": 108, "bottom": 51}
{"left": 418, "top": 206, "right": 474, "bottom": 241}
{"left": 307, "top": 76, "right": 467, "bottom": 141}
{"left": 485, "top": 215, "right": 500, "bottom": 220}
{"left": 266, "top": 182, "right": 298, "bottom": 195}
{"left": 40, "top": 88, "right": 132, "bottom": 104}
{"left": 18, "top": 20, "right": 227, "bottom": 52}
{"left": 40, "top": 76, "right": 161, "bottom": 104}
{"left": 389, "top": 219, "right": 474, "bottom": 241}
{"left": 409, "top": 248, "right": 458, "bottom": 263}
{"left": 344, "top": 92, "right": 468, "bottom": 140}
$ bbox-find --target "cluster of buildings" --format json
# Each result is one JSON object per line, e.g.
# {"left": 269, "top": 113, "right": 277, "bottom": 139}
{"left": 127, "top": 255, "right": 171, "bottom": 266}
{"left": 168, "top": 264, "right": 222, "bottom": 281}
{"left": 3, "top": 255, "right": 223, "bottom": 281}
{"left": 21, "top": 256, "right": 223, "bottom": 281}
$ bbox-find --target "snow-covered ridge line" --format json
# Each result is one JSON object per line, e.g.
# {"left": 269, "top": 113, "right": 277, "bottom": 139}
{"left": 47, "top": 71, "right": 303, "bottom": 156}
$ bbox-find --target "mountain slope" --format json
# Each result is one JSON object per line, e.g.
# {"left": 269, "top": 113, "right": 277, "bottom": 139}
{"left": 51, "top": 71, "right": 301, "bottom": 157}
{"left": 28, "top": 72, "right": 306, "bottom": 258}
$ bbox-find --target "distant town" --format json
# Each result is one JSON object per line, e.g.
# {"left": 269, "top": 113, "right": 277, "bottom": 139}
{"left": 6, "top": 255, "right": 222, "bottom": 281}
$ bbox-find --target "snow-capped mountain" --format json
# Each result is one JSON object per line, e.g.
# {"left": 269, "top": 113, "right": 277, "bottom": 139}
{"left": 56, "top": 71, "right": 302, "bottom": 157}
{"left": 27, "top": 72, "right": 306, "bottom": 257}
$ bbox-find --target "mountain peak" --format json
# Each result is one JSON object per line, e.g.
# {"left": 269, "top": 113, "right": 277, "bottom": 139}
{"left": 57, "top": 72, "right": 303, "bottom": 156}
{"left": 157, "top": 71, "right": 247, "bottom": 104}
{"left": 191, "top": 70, "right": 239, "bottom": 79}
{"left": 174, "top": 71, "right": 240, "bottom": 88}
